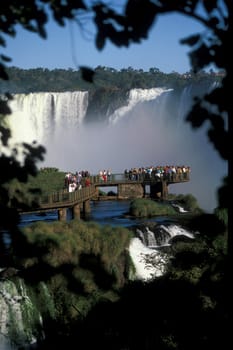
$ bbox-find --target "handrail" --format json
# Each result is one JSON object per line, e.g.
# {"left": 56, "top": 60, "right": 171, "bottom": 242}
{"left": 37, "top": 185, "right": 97, "bottom": 209}
{"left": 21, "top": 172, "right": 190, "bottom": 212}
{"left": 88, "top": 172, "right": 190, "bottom": 185}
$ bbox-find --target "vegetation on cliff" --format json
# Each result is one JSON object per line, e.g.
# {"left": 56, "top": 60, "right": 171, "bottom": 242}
{"left": 0, "top": 66, "right": 222, "bottom": 94}
{"left": 14, "top": 219, "right": 134, "bottom": 337}
{"left": 129, "top": 198, "right": 177, "bottom": 217}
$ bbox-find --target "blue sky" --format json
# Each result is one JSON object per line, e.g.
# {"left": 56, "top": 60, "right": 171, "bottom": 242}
{"left": 4, "top": 10, "right": 206, "bottom": 74}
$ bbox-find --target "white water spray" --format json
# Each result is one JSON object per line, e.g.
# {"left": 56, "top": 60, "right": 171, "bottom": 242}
{"left": 7, "top": 87, "right": 227, "bottom": 212}
{"left": 129, "top": 223, "right": 195, "bottom": 281}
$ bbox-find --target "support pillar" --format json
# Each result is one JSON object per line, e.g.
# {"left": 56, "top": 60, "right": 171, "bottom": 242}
{"left": 161, "top": 180, "right": 168, "bottom": 199}
{"left": 83, "top": 200, "right": 91, "bottom": 215}
{"left": 118, "top": 183, "right": 144, "bottom": 199}
{"left": 150, "top": 183, "right": 162, "bottom": 199}
{"left": 150, "top": 181, "right": 168, "bottom": 200}
{"left": 58, "top": 208, "right": 67, "bottom": 221}
{"left": 73, "top": 204, "right": 81, "bottom": 219}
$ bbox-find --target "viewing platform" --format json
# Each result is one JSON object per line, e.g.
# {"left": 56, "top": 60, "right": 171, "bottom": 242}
{"left": 20, "top": 172, "right": 190, "bottom": 221}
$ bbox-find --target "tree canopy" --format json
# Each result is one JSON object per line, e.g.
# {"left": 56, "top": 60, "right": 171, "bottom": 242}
{"left": 1, "top": 65, "right": 222, "bottom": 93}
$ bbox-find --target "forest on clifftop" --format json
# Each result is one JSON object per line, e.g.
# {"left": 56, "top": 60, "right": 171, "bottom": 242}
{"left": 0, "top": 66, "right": 223, "bottom": 94}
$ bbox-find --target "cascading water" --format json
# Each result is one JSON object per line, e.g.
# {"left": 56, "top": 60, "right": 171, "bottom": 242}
{"left": 0, "top": 277, "right": 46, "bottom": 350}
{"left": 108, "top": 87, "right": 172, "bottom": 124}
{"left": 8, "top": 91, "right": 88, "bottom": 145}
{"left": 7, "top": 86, "right": 227, "bottom": 212}
{"left": 130, "top": 223, "right": 196, "bottom": 281}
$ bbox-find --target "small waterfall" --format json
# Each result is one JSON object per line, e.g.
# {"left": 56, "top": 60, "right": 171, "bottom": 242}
{"left": 136, "top": 224, "right": 194, "bottom": 248}
{"left": 136, "top": 227, "right": 168, "bottom": 248}
{"left": 130, "top": 223, "right": 195, "bottom": 281}
{"left": 0, "top": 275, "right": 55, "bottom": 350}
{"left": 159, "top": 224, "right": 194, "bottom": 240}
{"left": 171, "top": 203, "right": 189, "bottom": 213}
{"left": 0, "top": 277, "right": 40, "bottom": 349}
{"left": 129, "top": 238, "right": 167, "bottom": 281}
{"left": 145, "top": 227, "right": 157, "bottom": 247}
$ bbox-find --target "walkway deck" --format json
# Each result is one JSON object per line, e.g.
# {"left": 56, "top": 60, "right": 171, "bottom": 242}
{"left": 20, "top": 172, "right": 190, "bottom": 219}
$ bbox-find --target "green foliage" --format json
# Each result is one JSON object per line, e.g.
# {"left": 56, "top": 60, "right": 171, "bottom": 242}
{"left": 129, "top": 198, "right": 177, "bottom": 217}
{"left": 34, "top": 281, "right": 56, "bottom": 319}
{"left": 39, "top": 167, "right": 59, "bottom": 173}
{"left": 7, "top": 168, "right": 66, "bottom": 208}
{"left": 174, "top": 193, "right": 203, "bottom": 213}
{"left": 1, "top": 65, "right": 221, "bottom": 94}
{"left": 4, "top": 167, "right": 65, "bottom": 210}
{"left": 18, "top": 220, "right": 132, "bottom": 319}
{"left": 214, "top": 207, "right": 228, "bottom": 227}
{"left": 0, "top": 134, "right": 45, "bottom": 233}
{"left": 165, "top": 237, "right": 209, "bottom": 284}
{"left": 25, "top": 168, "right": 66, "bottom": 193}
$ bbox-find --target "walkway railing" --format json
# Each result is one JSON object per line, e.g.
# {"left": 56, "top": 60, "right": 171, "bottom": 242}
{"left": 36, "top": 185, "right": 97, "bottom": 210}
{"left": 89, "top": 172, "right": 190, "bottom": 185}
{"left": 21, "top": 172, "right": 190, "bottom": 213}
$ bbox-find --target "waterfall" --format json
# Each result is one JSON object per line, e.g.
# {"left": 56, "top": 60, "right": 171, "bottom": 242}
{"left": 128, "top": 237, "right": 167, "bottom": 281}
{"left": 109, "top": 87, "right": 172, "bottom": 124}
{"left": 7, "top": 87, "right": 227, "bottom": 212}
{"left": 0, "top": 277, "right": 46, "bottom": 349}
{"left": 136, "top": 224, "right": 194, "bottom": 249}
{"left": 130, "top": 223, "right": 195, "bottom": 281}
{"left": 136, "top": 227, "right": 163, "bottom": 248}
{"left": 8, "top": 91, "right": 88, "bottom": 145}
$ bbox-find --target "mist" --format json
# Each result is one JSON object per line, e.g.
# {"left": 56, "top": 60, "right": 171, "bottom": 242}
{"left": 8, "top": 89, "right": 227, "bottom": 213}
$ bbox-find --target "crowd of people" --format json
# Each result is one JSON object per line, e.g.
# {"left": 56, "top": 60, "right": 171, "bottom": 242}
{"left": 64, "top": 165, "right": 190, "bottom": 192}
{"left": 124, "top": 165, "right": 191, "bottom": 181}
{"left": 64, "top": 170, "right": 91, "bottom": 192}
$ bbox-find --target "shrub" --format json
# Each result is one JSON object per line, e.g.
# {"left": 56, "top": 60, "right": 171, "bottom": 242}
{"left": 129, "top": 198, "right": 176, "bottom": 217}
{"left": 174, "top": 194, "right": 202, "bottom": 212}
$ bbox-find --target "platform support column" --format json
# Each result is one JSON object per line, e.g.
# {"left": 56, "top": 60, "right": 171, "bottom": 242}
{"left": 83, "top": 200, "right": 91, "bottom": 215}
{"left": 73, "top": 204, "right": 81, "bottom": 219}
{"left": 161, "top": 180, "right": 168, "bottom": 199}
{"left": 58, "top": 208, "right": 67, "bottom": 221}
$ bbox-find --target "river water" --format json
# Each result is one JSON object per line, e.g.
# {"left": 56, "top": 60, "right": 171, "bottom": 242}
{"left": 19, "top": 199, "right": 174, "bottom": 228}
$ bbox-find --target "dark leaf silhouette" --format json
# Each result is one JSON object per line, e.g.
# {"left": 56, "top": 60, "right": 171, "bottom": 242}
{"left": 186, "top": 101, "right": 208, "bottom": 128}
{"left": 0, "top": 54, "right": 12, "bottom": 62}
{"left": 96, "top": 30, "right": 106, "bottom": 50}
{"left": 80, "top": 66, "right": 95, "bottom": 82}
{"left": 189, "top": 43, "right": 213, "bottom": 71}
{"left": 203, "top": 0, "right": 218, "bottom": 13}
{"left": 0, "top": 63, "right": 9, "bottom": 80}
{"left": 180, "top": 34, "right": 201, "bottom": 46}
